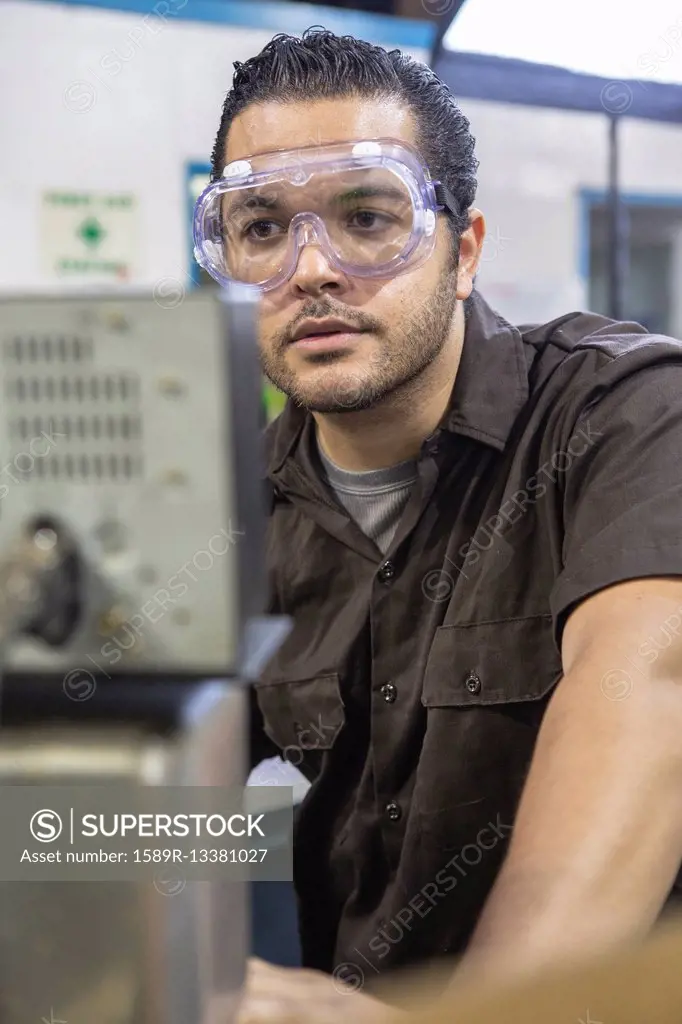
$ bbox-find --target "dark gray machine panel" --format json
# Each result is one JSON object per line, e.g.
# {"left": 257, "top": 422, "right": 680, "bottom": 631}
{"left": 0, "top": 289, "right": 263, "bottom": 676}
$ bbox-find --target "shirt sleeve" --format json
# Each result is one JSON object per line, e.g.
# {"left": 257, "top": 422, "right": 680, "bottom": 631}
{"left": 550, "top": 357, "right": 682, "bottom": 645}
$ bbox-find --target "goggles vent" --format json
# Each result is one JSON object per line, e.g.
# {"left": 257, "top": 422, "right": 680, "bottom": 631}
{"left": 223, "top": 159, "right": 252, "bottom": 180}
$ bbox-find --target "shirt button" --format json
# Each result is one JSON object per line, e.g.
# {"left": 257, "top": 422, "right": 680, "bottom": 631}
{"left": 385, "top": 802, "right": 402, "bottom": 822}
{"left": 465, "top": 671, "right": 482, "bottom": 694}
{"left": 377, "top": 560, "right": 396, "bottom": 584}
{"left": 381, "top": 683, "right": 397, "bottom": 703}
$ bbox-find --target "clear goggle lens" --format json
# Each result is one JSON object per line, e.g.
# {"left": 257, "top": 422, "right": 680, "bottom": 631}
{"left": 201, "top": 166, "right": 415, "bottom": 286}
{"left": 193, "top": 139, "right": 451, "bottom": 289}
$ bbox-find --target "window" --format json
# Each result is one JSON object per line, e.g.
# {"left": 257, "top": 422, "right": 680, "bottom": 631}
{"left": 585, "top": 195, "right": 682, "bottom": 337}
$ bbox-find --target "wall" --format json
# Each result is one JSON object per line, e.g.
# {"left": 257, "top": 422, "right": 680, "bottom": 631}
{"left": 2, "top": 0, "right": 681, "bottom": 329}
{"left": 456, "top": 97, "right": 682, "bottom": 325}
{"left": 0, "top": 0, "right": 432, "bottom": 294}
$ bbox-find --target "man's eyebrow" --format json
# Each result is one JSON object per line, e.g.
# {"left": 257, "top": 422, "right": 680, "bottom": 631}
{"left": 332, "top": 186, "right": 408, "bottom": 205}
{"left": 223, "top": 193, "right": 280, "bottom": 217}
{"left": 223, "top": 184, "right": 409, "bottom": 219}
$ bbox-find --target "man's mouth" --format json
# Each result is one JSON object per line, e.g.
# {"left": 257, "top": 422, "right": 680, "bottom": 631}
{"left": 290, "top": 320, "right": 367, "bottom": 351}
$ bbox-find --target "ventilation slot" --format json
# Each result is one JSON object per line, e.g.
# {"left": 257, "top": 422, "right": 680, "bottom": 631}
{"left": 4, "top": 336, "right": 94, "bottom": 364}
{"left": 13, "top": 453, "right": 140, "bottom": 482}
{"left": 7, "top": 375, "right": 138, "bottom": 404}
{"left": 2, "top": 336, "right": 142, "bottom": 484}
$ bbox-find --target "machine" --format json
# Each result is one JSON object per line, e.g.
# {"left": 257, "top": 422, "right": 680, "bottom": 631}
{"left": 0, "top": 287, "right": 286, "bottom": 1024}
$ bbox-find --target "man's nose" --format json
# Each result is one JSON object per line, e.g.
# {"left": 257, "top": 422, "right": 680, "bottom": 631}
{"left": 288, "top": 239, "right": 348, "bottom": 295}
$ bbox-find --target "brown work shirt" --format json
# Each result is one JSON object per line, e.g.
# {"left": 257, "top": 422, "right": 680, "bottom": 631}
{"left": 251, "top": 290, "right": 682, "bottom": 988}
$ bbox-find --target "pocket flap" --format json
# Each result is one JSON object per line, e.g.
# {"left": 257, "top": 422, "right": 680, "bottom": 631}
{"left": 255, "top": 673, "right": 345, "bottom": 752}
{"left": 422, "top": 615, "right": 562, "bottom": 708}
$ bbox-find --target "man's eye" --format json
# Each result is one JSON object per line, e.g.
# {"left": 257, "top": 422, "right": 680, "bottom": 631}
{"left": 244, "top": 220, "right": 284, "bottom": 240}
{"left": 348, "top": 210, "right": 391, "bottom": 230}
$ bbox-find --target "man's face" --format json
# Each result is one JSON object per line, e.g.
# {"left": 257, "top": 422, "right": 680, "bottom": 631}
{"left": 224, "top": 97, "right": 482, "bottom": 413}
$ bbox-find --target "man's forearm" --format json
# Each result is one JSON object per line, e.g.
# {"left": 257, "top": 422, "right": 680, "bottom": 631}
{"left": 456, "top": 856, "right": 654, "bottom": 984}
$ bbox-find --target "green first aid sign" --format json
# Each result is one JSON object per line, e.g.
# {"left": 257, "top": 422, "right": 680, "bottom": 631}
{"left": 41, "top": 191, "right": 138, "bottom": 281}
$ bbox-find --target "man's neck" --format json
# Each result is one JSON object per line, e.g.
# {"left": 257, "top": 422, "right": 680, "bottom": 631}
{"left": 314, "top": 333, "right": 464, "bottom": 472}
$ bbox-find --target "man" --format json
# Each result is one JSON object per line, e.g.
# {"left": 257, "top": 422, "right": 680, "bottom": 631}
{"left": 391, "top": 914, "right": 682, "bottom": 1024}
{"left": 194, "top": 27, "right": 682, "bottom": 1023}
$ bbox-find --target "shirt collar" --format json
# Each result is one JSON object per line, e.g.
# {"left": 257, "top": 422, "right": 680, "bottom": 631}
{"left": 440, "top": 288, "right": 529, "bottom": 450}
{"left": 267, "top": 289, "right": 530, "bottom": 476}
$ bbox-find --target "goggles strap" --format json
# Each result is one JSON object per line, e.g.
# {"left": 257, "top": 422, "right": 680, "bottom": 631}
{"left": 434, "top": 181, "right": 461, "bottom": 221}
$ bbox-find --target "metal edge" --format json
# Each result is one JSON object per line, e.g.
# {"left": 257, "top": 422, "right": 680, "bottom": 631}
{"left": 218, "top": 285, "right": 267, "bottom": 656}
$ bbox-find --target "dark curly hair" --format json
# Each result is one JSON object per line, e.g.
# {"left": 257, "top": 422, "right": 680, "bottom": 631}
{"left": 210, "top": 27, "right": 478, "bottom": 251}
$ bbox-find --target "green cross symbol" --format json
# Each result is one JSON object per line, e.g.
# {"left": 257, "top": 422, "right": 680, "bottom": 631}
{"left": 77, "top": 217, "right": 106, "bottom": 249}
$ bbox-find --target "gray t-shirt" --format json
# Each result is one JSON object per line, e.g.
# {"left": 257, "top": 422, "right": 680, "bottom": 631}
{"left": 317, "top": 439, "right": 417, "bottom": 555}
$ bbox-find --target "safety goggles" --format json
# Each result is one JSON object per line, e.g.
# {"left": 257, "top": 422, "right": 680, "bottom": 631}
{"left": 192, "top": 138, "right": 460, "bottom": 292}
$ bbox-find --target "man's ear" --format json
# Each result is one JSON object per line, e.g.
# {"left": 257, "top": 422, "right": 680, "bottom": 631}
{"left": 456, "top": 209, "right": 485, "bottom": 301}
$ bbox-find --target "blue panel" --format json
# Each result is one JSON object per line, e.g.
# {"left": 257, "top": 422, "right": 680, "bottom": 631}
{"left": 581, "top": 188, "right": 682, "bottom": 208}
{"left": 186, "top": 161, "right": 211, "bottom": 287}
{"left": 38, "top": 0, "right": 436, "bottom": 49}
{"left": 434, "top": 50, "right": 682, "bottom": 125}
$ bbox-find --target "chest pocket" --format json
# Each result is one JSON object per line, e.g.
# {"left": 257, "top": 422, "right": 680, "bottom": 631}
{"left": 415, "top": 614, "right": 563, "bottom": 825}
{"left": 422, "top": 614, "right": 562, "bottom": 708}
{"left": 254, "top": 672, "right": 346, "bottom": 759}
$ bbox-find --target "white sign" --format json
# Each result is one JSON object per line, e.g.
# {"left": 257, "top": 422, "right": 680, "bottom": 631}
{"left": 41, "top": 190, "right": 139, "bottom": 282}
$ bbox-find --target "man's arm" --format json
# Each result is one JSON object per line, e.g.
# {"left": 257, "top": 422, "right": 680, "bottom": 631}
{"left": 455, "top": 575, "right": 682, "bottom": 983}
